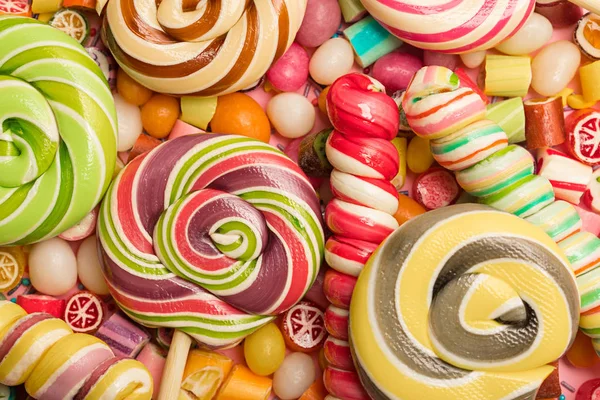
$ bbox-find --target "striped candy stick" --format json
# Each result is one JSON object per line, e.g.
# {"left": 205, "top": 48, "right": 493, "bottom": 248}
{"left": 0, "top": 16, "right": 117, "bottom": 246}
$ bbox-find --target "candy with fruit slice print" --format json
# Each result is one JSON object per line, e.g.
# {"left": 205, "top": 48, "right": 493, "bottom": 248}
{"left": 281, "top": 301, "right": 326, "bottom": 353}
{"left": 0, "top": 0, "right": 30, "bottom": 16}
{"left": 0, "top": 247, "right": 25, "bottom": 292}
{"left": 566, "top": 109, "right": 600, "bottom": 165}
{"left": 64, "top": 292, "right": 104, "bottom": 333}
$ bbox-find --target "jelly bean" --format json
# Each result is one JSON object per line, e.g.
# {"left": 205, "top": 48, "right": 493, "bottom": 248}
{"left": 141, "top": 94, "right": 181, "bottom": 139}
{"left": 318, "top": 86, "right": 330, "bottom": 115}
{"left": 309, "top": 38, "right": 355, "bottom": 85}
{"left": 496, "top": 13, "right": 553, "bottom": 56}
{"left": 113, "top": 93, "right": 143, "bottom": 152}
{"left": 273, "top": 352, "right": 316, "bottom": 400}
{"left": 423, "top": 51, "right": 459, "bottom": 71}
{"left": 393, "top": 194, "right": 427, "bottom": 226}
{"left": 407, "top": 136, "right": 434, "bottom": 174}
{"left": 77, "top": 235, "right": 110, "bottom": 295}
{"left": 29, "top": 237, "right": 77, "bottom": 296}
{"left": 566, "top": 329, "right": 600, "bottom": 368}
{"left": 266, "top": 43, "right": 310, "bottom": 92}
{"left": 210, "top": 93, "right": 271, "bottom": 143}
{"left": 243, "top": 322, "right": 286, "bottom": 376}
{"left": 531, "top": 40, "right": 581, "bottom": 97}
{"left": 460, "top": 51, "right": 486, "bottom": 69}
{"left": 372, "top": 52, "right": 423, "bottom": 94}
{"left": 296, "top": 0, "right": 342, "bottom": 48}
{"left": 267, "top": 93, "right": 316, "bottom": 138}
{"left": 116, "top": 68, "right": 152, "bottom": 106}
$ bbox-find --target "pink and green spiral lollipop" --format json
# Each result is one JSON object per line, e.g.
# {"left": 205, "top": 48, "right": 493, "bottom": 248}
{"left": 0, "top": 16, "right": 117, "bottom": 245}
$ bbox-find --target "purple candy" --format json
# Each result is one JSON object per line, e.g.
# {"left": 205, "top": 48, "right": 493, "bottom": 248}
{"left": 296, "top": 0, "right": 342, "bottom": 48}
{"left": 267, "top": 42, "right": 310, "bottom": 92}
{"left": 372, "top": 52, "right": 424, "bottom": 94}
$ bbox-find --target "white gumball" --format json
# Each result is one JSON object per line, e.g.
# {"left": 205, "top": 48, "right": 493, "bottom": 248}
{"left": 273, "top": 352, "right": 316, "bottom": 400}
{"left": 77, "top": 235, "right": 109, "bottom": 295}
{"left": 29, "top": 237, "right": 77, "bottom": 296}
{"left": 309, "top": 38, "right": 354, "bottom": 86}
{"left": 114, "top": 93, "right": 142, "bottom": 152}
{"left": 267, "top": 93, "right": 316, "bottom": 139}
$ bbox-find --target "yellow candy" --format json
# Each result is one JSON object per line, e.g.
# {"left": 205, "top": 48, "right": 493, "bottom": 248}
{"left": 0, "top": 301, "right": 26, "bottom": 340}
{"left": 31, "top": 0, "right": 62, "bottom": 14}
{"left": 557, "top": 88, "right": 574, "bottom": 107}
{"left": 484, "top": 55, "right": 532, "bottom": 98}
{"left": 568, "top": 94, "right": 597, "bottom": 109}
{"left": 0, "top": 246, "right": 26, "bottom": 292}
{"left": 391, "top": 137, "right": 407, "bottom": 190}
{"left": 243, "top": 323, "right": 286, "bottom": 376}
{"left": 580, "top": 61, "right": 600, "bottom": 103}
{"left": 180, "top": 350, "right": 233, "bottom": 400}
{"left": 181, "top": 96, "right": 218, "bottom": 131}
{"left": 36, "top": 13, "right": 54, "bottom": 22}
{"left": 407, "top": 136, "right": 434, "bottom": 174}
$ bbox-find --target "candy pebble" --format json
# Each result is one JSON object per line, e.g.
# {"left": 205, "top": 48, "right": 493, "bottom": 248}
{"left": 29, "top": 238, "right": 77, "bottom": 296}
{"left": 393, "top": 193, "right": 427, "bottom": 226}
{"left": 580, "top": 61, "right": 600, "bottom": 103}
{"left": 566, "top": 329, "right": 600, "bottom": 368}
{"left": 267, "top": 93, "right": 316, "bottom": 138}
{"left": 460, "top": 51, "right": 486, "bottom": 69}
{"left": 17, "top": 295, "right": 65, "bottom": 319}
{"left": 141, "top": 94, "right": 180, "bottom": 139}
{"left": 0, "top": 246, "right": 25, "bottom": 293}
{"left": 113, "top": 93, "right": 143, "bottom": 152}
{"left": 215, "top": 365, "right": 272, "bottom": 400}
{"left": 77, "top": 235, "right": 109, "bottom": 295}
{"left": 210, "top": 93, "right": 271, "bottom": 143}
{"left": 423, "top": 51, "right": 459, "bottom": 71}
{"left": 136, "top": 343, "right": 166, "bottom": 400}
{"left": 531, "top": 41, "right": 581, "bottom": 97}
{"left": 413, "top": 167, "right": 461, "bottom": 210}
{"left": 484, "top": 55, "right": 532, "bottom": 97}
{"left": 495, "top": 13, "right": 553, "bottom": 55}
{"left": 116, "top": 68, "right": 152, "bottom": 106}
{"left": 372, "top": 52, "right": 423, "bottom": 95}
{"left": 295, "top": 0, "right": 342, "bottom": 48}
{"left": 180, "top": 96, "right": 218, "bottom": 131}
{"left": 266, "top": 43, "right": 310, "bottom": 92}
{"left": 95, "top": 312, "right": 150, "bottom": 358}
{"left": 280, "top": 301, "right": 326, "bottom": 353}
{"left": 64, "top": 291, "right": 104, "bottom": 333}
{"left": 536, "top": 147, "right": 592, "bottom": 204}
{"left": 273, "top": 353, "right": 316, "bottom": 400}
{"left": 309, "top": 38, "right": 355, "bottom": 85}
{"left": 180, "top": 350, "right": 233, "bottom": 400}
{"left": 343, "top": 16, "right": 403, "bottom": 67}
{"left": 244, "top": 323, "right": 286, "bottom": 376}
{"left": 407, "top": 136, "right": 434, "bottom": 174}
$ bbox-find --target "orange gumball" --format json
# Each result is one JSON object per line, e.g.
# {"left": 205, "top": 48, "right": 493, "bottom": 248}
{"left": 566, "top": 329, "right": 600, "bottom": 368}
{"left": 393, "top": 194, "right": 427, "bottom": 226}
{"left": 116, "top": 69, "right": 153, "bottom": 106}
{"left": 318, "top": 86, "right": 330, "bottom": 115}
{"left": 210, "top": 93, "right": 271, "bottom": 143}
{"left": 141, "top": 94, "right": 180, "bottom": 139}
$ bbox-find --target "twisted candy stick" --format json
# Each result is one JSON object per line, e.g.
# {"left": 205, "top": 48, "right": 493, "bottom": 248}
{"left": 0, "top": 301, "right": 152, "bottom": 400}
{"left": 403, "top": 66, "right": 600, "bottom": 350}
{"left": 98, "top": 134, "right": 324, "bottom": 348}
{"left": 350, "top": 204, "right": 579, "bottom": 400}
{"left": 0, "top": 16, "right": 117, "bottom": 246}
{"left": 360, "top": 0, "right": 535, "bottom": 53}
{"left": 102, "top": 0, "right": 306, "bottom": 96}
{"left": 322, "top": 74, "right": 399, "bottom": 399}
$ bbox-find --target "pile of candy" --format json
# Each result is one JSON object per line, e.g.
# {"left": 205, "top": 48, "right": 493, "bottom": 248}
{"left": 3, "top": 0, "right": 600, "bottom": 399}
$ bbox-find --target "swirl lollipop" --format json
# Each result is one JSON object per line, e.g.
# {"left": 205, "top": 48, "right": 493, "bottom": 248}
{"left": 350, "top": 204, "right": 579, "bottom": 400}
{"left": 102, "top": 0, "right": 307, "bottom": 96}
{"left": 360, "top": 0, "right": 535, "bottom": 53}
{"left": 0, "top": 16, "right": 117, "bottom": 246}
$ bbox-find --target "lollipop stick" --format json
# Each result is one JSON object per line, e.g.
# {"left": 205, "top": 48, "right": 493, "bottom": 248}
{"left": 157, "top": 330, "right": 192, "bottom": 400}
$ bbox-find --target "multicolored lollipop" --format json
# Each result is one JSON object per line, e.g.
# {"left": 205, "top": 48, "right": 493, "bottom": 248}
{"left": 0, "top": 16, "right": 117, "bottom": 246}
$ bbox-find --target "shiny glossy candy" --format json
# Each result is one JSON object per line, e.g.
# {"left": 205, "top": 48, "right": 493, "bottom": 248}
{"left": 29, "top": 238, "right": 77, "bottom": 296}
{"left": 280, "top": 301, "right": 326, "bottom": 353}
{"left": 273, "top": 352, "right": 316, "bottom": 400}
{"left": 244, "top": 323, "right": 286, "bottom": 377}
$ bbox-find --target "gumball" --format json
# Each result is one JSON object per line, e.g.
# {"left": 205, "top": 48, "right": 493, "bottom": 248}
{"left": 116, "top": 68, "right": 152, "bottom": 106}
{"left": 113, "top": 93, "right": 143, "bottom": 152}
{"left": 273, "top": 352, "right": 316, "bottom": 400}
{"left": 141, "top": 94, "right": 180, "bottom": 139}
{"left": 210, "top": 92, "right": 271, "bottom": 143}
{"left": 460, "top": 51, "right": 486, "bottom": 69}
{"left": 372, "top": 52, "right": 423, "bottom": 94}
{"left": 295, "top": 0, "right": 341, "bottom": 48}
{"left": 266, "top": 43, "right": 310, "bottom": 92}
{"left": 29, "top": 237, "right": 77, "bottom": 296}
{"left": 243, "top": 322, "right": 286, "bottom": 376}
{"left": 77, "top": 235, "right": 110, "bottom": 295}
{"left": 309, "top": 38, "right": 354, "bottom": 86}
{"left": 393, "top": 194, "right": 427, "bottom": 226}
{"left": 267, "top": 93, "right": 316, "bottom": 138}
{"left": 280, "top": 301, "right": 326, "bottom": 353}
{"left": 566, "top": 329, "right": 600, "bottom": 368}
{"left": 407, "top": 136, "right": 434, "bottom": 174}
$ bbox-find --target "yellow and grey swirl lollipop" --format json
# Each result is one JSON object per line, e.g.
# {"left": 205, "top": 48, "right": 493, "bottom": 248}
{"left": 350, "top": 204, "right": 580, "bottom": 400}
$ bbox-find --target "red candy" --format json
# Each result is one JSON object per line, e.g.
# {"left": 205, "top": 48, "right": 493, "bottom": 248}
{"left": 64, "top": 291, "right": 104, "bottom": 333}
{"left": 455, "top": 68, "right": 489, "bottom": 105}
{"left": 323, "top": 366, "right": 369, "bottom": 400}
{"left": 323, "top": 269, "right": 357, "bottom": 309}
{"left": 413, "top": 167, "right": 461, "bottom": 210}
{"left": 566, "top": 109, "right": 600, "bottom": 166}
{"left": 324, "top": 305, "right": 349, "bottom": 340}
{"left": 303, "top": 268, "right": 329, "bottom": 310}
{"left": 17, "top": 294, "right": 66, "bottom": 318}
{"left": 577, "top": 378, "right": 600, "bottom": 400}
{"left": 280, "top": 301, "right": 326, "bottom": 353}
{"left": 323, "top": 337, "right": 354, "bottom": 370}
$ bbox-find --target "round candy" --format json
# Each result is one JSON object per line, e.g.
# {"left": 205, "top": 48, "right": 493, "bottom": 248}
{"left": 243, "top": 322, "right": 286, "bottom": 377}
{"left": 210, "top": 93, "right": 271, "bottom": 143}
{"left": 114, "top": 93, "right": 143, "bottom": 152}
{"left": 267, "top": 93, "right": 316, "bottom": 139}
{"left": 29, "top": 238, "right": 77, "bottom": 296}
{"left": 103, "top": 0, "right": 306, "bottom": 96}
{"left": 423, "top": 51, "right": 459, "bottom": 70}
{"left": 0, "top": 246, "right": 26, "bottom": 292}
{"left": 266, "top": 42, "right": 310, "bottom": 92}
{"left": 413, "top": 167, "right": 460, "bottom": 210}
{"left": 566, "top": 109, "right": 600, "bottom": 165}
{"left": 117, "top": 68, "right": 153, "bottom": 106}
{"left": 350, "top": 204, "right": 579, "bottom": 400}
{"left": 0, "top": 17, "right": 117, "bottom": 246}
{"left": 372, "top": 52, "right": 423, "bottom": 95}
{"left": 460, "top": 51, "right": 486, "bottom": 69}
{"left": 309, "top": 38, "right": 355, "bottom": 86}
{"left": 280, "top": 301, "right": 326, "bottom": 353}
{"left": 495, "top": 13, "right": 553, "bottom": 55}
{"left": 531, "top": 40, "right": 580, "bottom": 97}
{"left": 393, "top": 194, "right": 427, "bottom": 226}
{"left": 406, "top": 136, "right": 434, "bottom": 174}
{"left": 141, "top": 94, "right": 180, "bottom": 139}
{"left": 273, "top": 352, "right": 316, "bottom": 400}
{"left": 295, "top": 0, "right": 341, "bottom": 48}
{"left": 77, "top": 235, "right": 110, "bottom": 295}
{"left": 97, "top": 134, "right": 324, "bottom": 348}
{"left": 64, "top": 291, "right": 104, "bottom": 333}
{"left": 575, "top": 13, "right": 600, "bottom": 60}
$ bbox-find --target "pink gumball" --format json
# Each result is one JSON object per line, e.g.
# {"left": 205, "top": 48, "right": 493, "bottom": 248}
{"left": 372, "top": 52, "right": 423, "bottom": 94}
{"left": 296, "top": 0, "right": 341, "bottom": 48}
{"left": 267, "top": 43, "right": 309, "bottom": 92}
{"left": 423, "top": 50, "right": 460, "bottom": 71}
